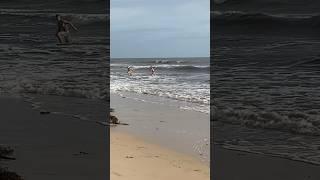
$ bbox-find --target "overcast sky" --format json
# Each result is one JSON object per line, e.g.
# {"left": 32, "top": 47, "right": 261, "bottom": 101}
{"left": 111, "top": 0, "right": 209, "bottom": 58}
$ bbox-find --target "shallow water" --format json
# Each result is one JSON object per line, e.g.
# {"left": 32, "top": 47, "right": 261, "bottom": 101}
{"left": 213, "top": 7, "right": 320, "bottom": 164}
{"left": 111, "top": 92, "right": 210, "bottom": 165}
{"left": 111, "top": 57, "right": 210, "bottom": 114}
{"left": 0, "top": 4, "right": 108, "bottom": 100}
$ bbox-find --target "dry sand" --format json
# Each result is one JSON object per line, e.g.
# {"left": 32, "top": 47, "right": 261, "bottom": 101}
{"left": 111, "top": 131, "right": 209, "bottom": 180}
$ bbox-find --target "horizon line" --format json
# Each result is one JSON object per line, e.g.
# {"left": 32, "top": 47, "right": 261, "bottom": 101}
{"left": 110, "top": 56, "right": 210, "bottom": 59}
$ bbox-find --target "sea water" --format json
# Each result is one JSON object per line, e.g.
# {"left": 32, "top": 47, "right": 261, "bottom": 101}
{"left": 111, "top": 57, "right": 210, "bottom": 114}
{"left": 213, "top": 1, "right": 320, "bottom": 165}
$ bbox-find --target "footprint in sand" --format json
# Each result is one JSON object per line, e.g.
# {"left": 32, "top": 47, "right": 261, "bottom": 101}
{"left": 112, "top": 172, "right": 122, "bottom": 176}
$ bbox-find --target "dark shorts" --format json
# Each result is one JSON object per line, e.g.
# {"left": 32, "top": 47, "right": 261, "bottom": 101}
{"left": 57, "top": 31, "right": 71, "bottom": 43}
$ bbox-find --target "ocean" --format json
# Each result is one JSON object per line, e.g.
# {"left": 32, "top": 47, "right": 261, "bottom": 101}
{"left": 213, "top": 0, "right": 320, "bottom": 165}
{"left": 110, "top": 57, "right": 210, "bottom": 164}
{"left": 111, "top": 57, "right": 210, "bottom": 114}
{"left": 0, "top": 0, "right": 109, "bottom": 122}
{"left": 0, "top": 1, "right": 210, "bottom": 163}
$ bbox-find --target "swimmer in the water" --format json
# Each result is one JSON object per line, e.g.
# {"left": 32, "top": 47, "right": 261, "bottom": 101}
{"left": 56, "top": 14, "right": 78, "bottom": 44}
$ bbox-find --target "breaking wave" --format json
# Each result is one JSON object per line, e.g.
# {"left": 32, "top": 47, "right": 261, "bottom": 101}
{"left": 0, "top": 8, "right": 108, "bottom": 24}
{"left": 131, "top": 65, "right": 209, "bottom": 72}
{"left": 0, "top": 78, "right": 108, "bottom": 100}
{"left": 214, "top": 107, "right": 320, "bottom": 136}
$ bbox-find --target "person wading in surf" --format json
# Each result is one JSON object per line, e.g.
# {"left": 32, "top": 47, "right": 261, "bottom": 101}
{"left": 150, "top": 66, "right": 155, "bottom": 76}
{"left": 56, "top": 14, "right": 78, "bottom": 44}
{"left": 127, "top": 66, "right": 133, "bottom": 76}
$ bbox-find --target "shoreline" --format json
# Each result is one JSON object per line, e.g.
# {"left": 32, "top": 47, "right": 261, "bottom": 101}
{"left": 217, "top": 144, "right": 320, "bottom": 166}
{"left": 110, "top": 91, "right": 210, "bottom": 179}
{"left": 110, "top": 92, "right": 210, "bottom": 164}
{"left": 213, "top": 145, "right": 320, "bottom": 180}
{"left": 0, "top": 96, "right": 107, "bottom": 180}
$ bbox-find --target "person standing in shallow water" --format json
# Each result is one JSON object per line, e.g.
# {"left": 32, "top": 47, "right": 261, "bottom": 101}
{"left": 150, "top": 66, "right": 155, "bottom": 76}
{"left": 56, "top": 14, "right": 78, "bottom": 44}
{"left": 127, "top": 66, "right": 133, "bottom": 76}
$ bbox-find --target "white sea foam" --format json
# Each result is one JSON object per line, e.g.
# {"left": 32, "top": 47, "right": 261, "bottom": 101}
{"left": 111, "top": 58, "right": 210, "bottom": 114}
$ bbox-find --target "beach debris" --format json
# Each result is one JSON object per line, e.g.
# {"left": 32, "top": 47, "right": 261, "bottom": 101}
{"left": 110, "top": 115, "right": 119, "bottom": 124}
{"left": 125, "top": 156, "right": 134, "bottom": 159}
{"left": 0, "top": 146, "right": 22, "bottom": 180}
{"left": 73, "top": 151, "right": 89, "bottom": 156}
{"left": 109, "top": 114, "right": 129, "bottom": 126}
{"left": 40, "top": 111, "right": 50, "bottom": 115}
{"left": 0, "top": 146, "right": 14, "bottom": 156}
{"left": 0, "top": 156, "right": 16, "bottom": 160}
{"left": 0, "top": 168, "right": 23, "bottom": 180}
{"left": 0, "top": 146, "right": 15, "bottom": 160}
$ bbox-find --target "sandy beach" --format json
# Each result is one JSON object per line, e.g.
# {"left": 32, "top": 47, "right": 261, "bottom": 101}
{"left": 110, "top": 92, "right": 210, "bottom": 180}
{"left": 110, "top": 93, "right": 210, "bottom": 161}
{"left": 0, "top": 96, "right": 108, "bottom": 180}
{"left": 111, "top": 131, "right": 209, "bottom": 180}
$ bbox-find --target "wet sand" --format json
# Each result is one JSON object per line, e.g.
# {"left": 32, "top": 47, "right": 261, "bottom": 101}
{"left": 110, "top": 92, "right": 210, "bottom": 180}
{"left": 0, "top": 96, "right": 107, "bottom": 180}
{"left": 213, "top": 146, "right": 320, "bottom": 180}
{"left": 110, "top": 92, "right": 210, "bottom": 162}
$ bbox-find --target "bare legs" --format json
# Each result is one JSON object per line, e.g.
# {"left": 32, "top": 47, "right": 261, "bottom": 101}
{"left": 56, "top": 31, "right": 71, "bottom": 44}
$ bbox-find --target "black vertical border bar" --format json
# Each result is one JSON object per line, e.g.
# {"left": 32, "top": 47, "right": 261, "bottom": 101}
{"left": 210, "top": 0, "right": 213, "bottom": 180}
{"left": 106, "top": 0, "right": 110, "bottom": 179}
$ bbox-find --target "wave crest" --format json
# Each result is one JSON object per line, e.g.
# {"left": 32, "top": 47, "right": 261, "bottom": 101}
{"left": 0, "top": 78, "right": 107, "bottom": 100}
{"left": 131, "top": 64, "right": 209, "bottom": 71}
{"left": 214, "top": 108, "right": 320, "bottom": 136}
{"left": 154, "top": 60, "right": 184, "bottom": 64}
{"left": 0, "top": 9, "right": 108, "bottom": 24}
